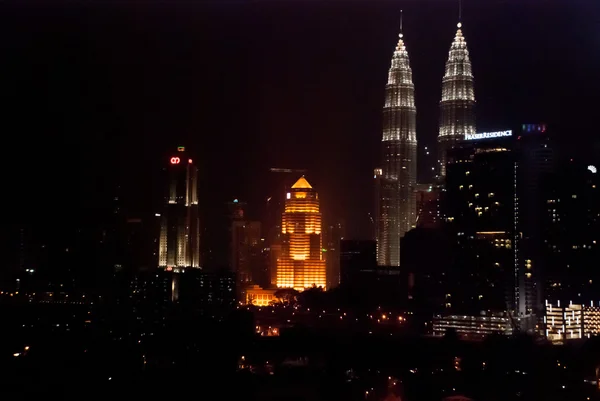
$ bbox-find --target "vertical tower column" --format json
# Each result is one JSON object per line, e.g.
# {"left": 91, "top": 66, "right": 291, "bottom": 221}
{"left": 437, "top": 22, "right": 476, "bottom": 178}
{"left": 376, "top": 14, "right": 417, "bottom": 267}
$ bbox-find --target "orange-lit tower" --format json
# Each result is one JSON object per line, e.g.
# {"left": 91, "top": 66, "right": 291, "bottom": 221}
{"left": 277, "top": 177, "right": 326, "bottom": 291}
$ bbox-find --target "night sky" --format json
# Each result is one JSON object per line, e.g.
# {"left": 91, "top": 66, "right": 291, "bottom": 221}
{"left": 3, "top": 0, "right": 599, "bottom": 240}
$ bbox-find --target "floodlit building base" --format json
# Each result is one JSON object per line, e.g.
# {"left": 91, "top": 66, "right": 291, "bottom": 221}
{"left": 245, "top": 285, "right": 277, "bottom": 306}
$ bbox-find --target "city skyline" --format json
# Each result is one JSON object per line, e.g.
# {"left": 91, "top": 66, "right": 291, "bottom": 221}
{"left": 5, "top": 1, "right": 599, "bottom": 242}
{"left": 2, "top": 2, "right": 600, "bottom": 399}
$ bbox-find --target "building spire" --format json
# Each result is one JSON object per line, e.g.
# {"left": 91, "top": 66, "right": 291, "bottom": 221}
{"left": 437, "top": 0, "right": 475, "bottom": 178}
{"left": 378, "top": 6, "right": 417, "bottom": 267}
{"left": 399, "top": 9, "right": 404, "bottom": 38}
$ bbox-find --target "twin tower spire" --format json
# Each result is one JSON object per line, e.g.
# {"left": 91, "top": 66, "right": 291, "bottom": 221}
{"left": 376, "top": 11, "right": 475, "bottom": 267}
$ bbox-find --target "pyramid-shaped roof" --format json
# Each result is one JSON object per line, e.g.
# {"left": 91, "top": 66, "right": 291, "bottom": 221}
{"left": 291, "top": 176, "right": 312, "bottom": 189}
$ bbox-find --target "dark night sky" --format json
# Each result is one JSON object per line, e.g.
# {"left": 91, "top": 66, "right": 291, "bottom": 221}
{"left": 2, "top": 0, "right": 600, "bottom": 240}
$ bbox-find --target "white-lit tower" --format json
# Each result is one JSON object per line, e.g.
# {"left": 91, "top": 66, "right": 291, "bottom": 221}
{"left": 437, "top": 17, "right": 476, "bottom": 178}
{"left": 158, "top": 147, "right": 201, "bottom": 271}
{"left": 377, "top": 12, "right": 417, "bottom": 266}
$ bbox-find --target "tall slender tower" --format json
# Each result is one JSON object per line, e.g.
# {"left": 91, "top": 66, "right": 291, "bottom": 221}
{"left": 277, "top": 177, "right": 326, "bottom": 291}
{"left": 437, "top": 16, "right": 476, "bottom": 178}
{"left": 377, "top": 12, "right": 417, "bottom": 267}
{"left": 158, "top": 146, "right": 201, "bottom": 272}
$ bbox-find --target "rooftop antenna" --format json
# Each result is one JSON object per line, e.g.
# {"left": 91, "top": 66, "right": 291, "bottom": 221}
{"left": 457, "top": 0, "right": 462, "bottom": 28}
{"left": 399, "top": 9, "right": 404, "bottom": 38}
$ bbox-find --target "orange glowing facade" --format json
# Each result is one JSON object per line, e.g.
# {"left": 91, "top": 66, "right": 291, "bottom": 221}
{"left": 276, "top": 177, "right": 326, "bottom": 291}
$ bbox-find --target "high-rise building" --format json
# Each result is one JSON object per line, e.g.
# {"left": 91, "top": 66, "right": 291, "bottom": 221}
{"left": 544, "top": 159, "right": 600, "bottom": 304}
{"left": 515, "top": 123, "right": 554, "bottom": 315}
{"left": 376, "top": 15, "right": 417, "bottom": 267}
{"left": 268, "top": 243, "right": 281, "bottom": 287}
{"left": 324, "top": 222, "right": 344, "bottom": 289}
{"left": 158, "top": 147, "right": 201, "bottom": 272}
{"left": 340, "top": 240, "right": 377, "bottom": 287}
{"left": 415, "top": 183, "right": 441, "bottom": 229}
{"left": 264, "top": 168, "right": 308, "bottom": 245}
{"left": 277, "top": 177, "right": 326, "bottom": 291}
{"left": 263, "top": 168, "right": 308, "bottom": 288}
{"left": 438, "top": 22, "right": 476, "bottom": 178}
{"left": 373, "top": 168, "right": 383, "bottom": 242}
{"left": 443, "top": 133, "right": 515, "bottom": 314}
{"left": 441, "top": 127, "right": 555, "bottom": 325}
{"left": 228, "top": 198, "right": 264, "bottom": 294}
{"left": 231, "top": 221, "right": 262, "bottom": 283}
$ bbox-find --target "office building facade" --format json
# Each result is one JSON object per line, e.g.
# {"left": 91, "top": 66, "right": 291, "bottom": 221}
{"left": 276, "top": 177, "right": 326, "bottom": 291}
{"left": 158, "top": 147, "right": 201, "bottom": 272}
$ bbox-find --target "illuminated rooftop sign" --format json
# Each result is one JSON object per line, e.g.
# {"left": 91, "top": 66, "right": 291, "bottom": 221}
{"left": 170, "top": 157, "right": 180, "bottom": 164}
{"left": 465, "top": 130, "right": 512, "bottom": 141}
{"left": 589, "top": 165, "right": 597, "bottom": 174}
{"left": 522, "top": 124, "right": 546, "bottom": 133}
{"left": 177, "top": 146, "right": 185, "bottom": 152}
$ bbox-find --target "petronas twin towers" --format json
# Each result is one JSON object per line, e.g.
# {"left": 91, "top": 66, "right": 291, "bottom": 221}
{"left": 376, "top": 17, "right": 476, "bottom": 267}
{"left": 376, "top": 26, "right": 417, "bottom": 267}
{"left": 438, "top": 22, "right": 476, "bottom": 177}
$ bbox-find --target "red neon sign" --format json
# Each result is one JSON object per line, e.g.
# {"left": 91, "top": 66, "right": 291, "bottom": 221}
{"left": 170, "top": 157, "right": 180, "bottom": 164}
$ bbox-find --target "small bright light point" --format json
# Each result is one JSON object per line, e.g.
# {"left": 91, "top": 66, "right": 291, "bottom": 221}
{"left": 399, "top": 33, "right": 403, "bottom": 38}
{"left": 588, "top": 165, "right": 597, "bottom": 174}
{"left": 457, "top": 22, "right": 462, "bottom": 28}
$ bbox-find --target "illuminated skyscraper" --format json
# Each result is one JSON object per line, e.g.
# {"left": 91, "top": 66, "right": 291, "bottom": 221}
{"left": 228, "top": 199, "right": 264, "bottom": 293}
{"left": 158, "top": 147, "right": 201, "bottom": 272}
{"left": 377, "top": 14, "right": 417, "bottom": 266}
{"left": 437, "top": 21, "right": 476, "bottom": 177}
{"left": 277, "top": 177, "right": 326, "bottom": 291}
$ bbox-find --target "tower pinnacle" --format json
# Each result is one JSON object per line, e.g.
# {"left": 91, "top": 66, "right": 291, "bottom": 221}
{"left": 399, "top": 10, "right": 403, "bottom": 38}
{"left": 437, "top": 1, "right": 476, "bottom": 178}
